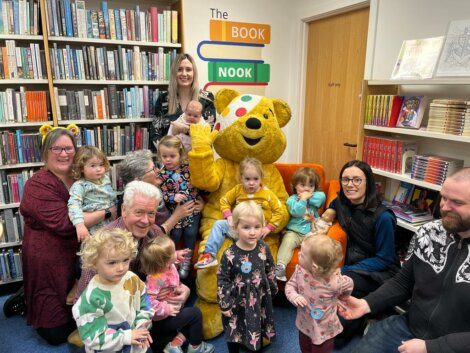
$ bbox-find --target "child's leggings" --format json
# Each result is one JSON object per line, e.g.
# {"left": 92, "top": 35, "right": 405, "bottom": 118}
{"left": 299, "top": 331, "right": 334, "bottom": 353}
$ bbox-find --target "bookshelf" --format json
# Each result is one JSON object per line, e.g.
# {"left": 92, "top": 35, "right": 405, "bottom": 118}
{"left": 0, "top": 0, "right": 183, "bottom": 285}
{"left": 359, "top": 79, "right": 470, "bottom": 231}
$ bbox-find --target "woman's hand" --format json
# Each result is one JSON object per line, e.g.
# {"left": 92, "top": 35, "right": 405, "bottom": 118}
{"left": 398, "top": 339, "right": 427, "bottom": 353}
{"left": 131, "top": 328, "right": 152, "bottom": 347}
{"left": 168, "top": 303, "right": 181, "bottom": 317}
{"left": 194, "top": 196, "right": 205, "bottom": 213}
{"left": 166, "top": 284, "right": 190, "bottom": 305}
{"left": 75, "top": 223, "right": 90, "bottom": 242}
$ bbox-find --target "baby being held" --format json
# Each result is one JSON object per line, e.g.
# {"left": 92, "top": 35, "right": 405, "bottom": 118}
{"left": 168, "top": 100, "right": 207, "bottom": 152}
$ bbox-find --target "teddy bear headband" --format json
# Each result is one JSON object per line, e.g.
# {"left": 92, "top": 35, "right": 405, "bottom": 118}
{"left": 39, "top": 123, "right": 80, "bottom": 143}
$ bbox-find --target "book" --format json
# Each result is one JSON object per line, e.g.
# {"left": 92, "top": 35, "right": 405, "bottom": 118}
{"left": 392, "top": 181, "right": 414, "bottom": 204}
{"left": 436, "top": 19, "right": 470, "bottom": 77}
{"left": 409, "top": 186, "right": 439, "bottom": 215}
{"left": 391, "top": 36, "right": 444, "bottom": 80}
{"left": 396, "top": 96, "right": 428, "bottom": 129}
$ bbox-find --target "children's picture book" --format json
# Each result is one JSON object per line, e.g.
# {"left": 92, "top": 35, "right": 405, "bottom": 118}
{"left": 392, "top": 181, "right": 414, "bottom": 204}
{"left": 435, "top": 19, "right": 470, "bottom": 77}
{"left": 391, "top": 36, "right": 445, "bottom": 80}
{"left": 409, "top": 186, "right": 439, "bottom": 214}
{"left": 396, "top": 96, "right": 428, "bottom": 129}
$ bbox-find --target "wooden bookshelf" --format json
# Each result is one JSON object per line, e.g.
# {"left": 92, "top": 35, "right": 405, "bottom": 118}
{"left": 53, "top": 80, "right": 170, "bottom": 85}
{"left": 48, "top": 36, "right": 181, "bottom": 48}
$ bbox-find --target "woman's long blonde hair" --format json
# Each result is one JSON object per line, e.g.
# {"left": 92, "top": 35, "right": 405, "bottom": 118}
{"left": 168, "top": 53, "right": 200, "bottom": 115}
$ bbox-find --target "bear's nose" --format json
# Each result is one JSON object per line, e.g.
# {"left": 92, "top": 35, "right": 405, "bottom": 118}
{"left": 245, "top": 117, "right": 261, "bottom": 130}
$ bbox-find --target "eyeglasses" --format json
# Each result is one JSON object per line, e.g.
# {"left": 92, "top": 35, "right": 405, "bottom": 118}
{"left": 144, "top": 166, "right": 158, "bottom": 175}
{"left": 340, "top": 177, "right": 363, "bottom": 186}
{"left": 49, "top": 146, "right": 75, "bottom": 155}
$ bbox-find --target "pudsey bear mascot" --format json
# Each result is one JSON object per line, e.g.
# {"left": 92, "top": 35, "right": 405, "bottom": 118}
{"left": 188, "top": 88, "right": 291, "bottom": 339}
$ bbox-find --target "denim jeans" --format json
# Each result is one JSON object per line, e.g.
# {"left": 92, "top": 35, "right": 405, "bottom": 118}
{"left": 204, "top": 219, "right": 237, "bottom": 255}
{"left": 350, "top": 315, "right": 415, "bottom": 353}
{"left": 170, "top": 213, "right": 201, "bottom": 250}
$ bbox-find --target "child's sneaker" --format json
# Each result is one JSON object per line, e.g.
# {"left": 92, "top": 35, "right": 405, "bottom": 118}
{"left": 275, "top": 263, "right": 287, "bottom": 281}
{"left": 194, "top": 253, "right": 218, "bottom": 269}
{"left": 187, "top": 341, "right": 215, "bottom": 353}
{"left": 163, "top": 342, "right": 184, "bottom": 353}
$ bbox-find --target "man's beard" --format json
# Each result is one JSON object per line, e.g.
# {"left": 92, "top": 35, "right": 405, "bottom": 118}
{"left": 441, "top": 210, "right": 470, "bottom": 233}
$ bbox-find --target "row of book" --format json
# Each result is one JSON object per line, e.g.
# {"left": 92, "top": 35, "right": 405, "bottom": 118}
{"left": 410, "top": 154, "right": 464, "bottom": 186}
{"left": 0, "top": 209, "right": 24, "bottom": 242}
{"left": 364, "top": 95, "right": 428, "bottom": 129}
{"left": 54, "top": 86, "right": 165, "bottom": 121}
{"left": 0, "top": 130, "right": 42, "bottom": 165}
{"left": 1, "top": 41, "right": 46, "bottom": 79}
{"left": 362, "top": 136, "right": 417, "bottom": 174}
{"left": 49, "top": 44, "right": 177, "bottom": 81}
{"left": 0, "top": 88, "right": 51, "bottom": 123}
{"left": 427, "top": 98, "right": 470, "bottom": 136}
{"left": 0, "top": 0, "right": 40, "bottom": 35}
{"left": 75, "top": 124, "right": 149, "bottom": 157}
{"left": 0, "top": 249, "right": 23, "bottom": 283}
{"left": 45, "top": 0, "right": 178, "bottom": 44}
{"left": 0, "top": 169, "right": 33, "bottom": 204}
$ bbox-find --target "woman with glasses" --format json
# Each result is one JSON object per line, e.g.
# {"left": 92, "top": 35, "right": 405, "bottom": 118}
{"left": 19, "top": 128, "right": 112, "bottom": 345}
{"left": 327, "top": 160, "right": 400, "bottom": 342}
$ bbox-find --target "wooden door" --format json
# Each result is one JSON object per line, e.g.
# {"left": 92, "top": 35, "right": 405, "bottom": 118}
{"left": 302, "top": 7, "right": 369, "bottom": 180}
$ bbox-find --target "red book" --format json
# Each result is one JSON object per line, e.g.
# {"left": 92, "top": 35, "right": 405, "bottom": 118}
{"left": 387, "top": 95, "right": 404, "bottom": 127}
{"left": 149, "top": 7, "right": 158, "bottom": 42}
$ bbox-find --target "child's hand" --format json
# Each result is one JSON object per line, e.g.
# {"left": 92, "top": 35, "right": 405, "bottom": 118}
{"left": 298, "top": 191, "right": 313, "bottom": 201}
{"left": 131, "top": 328, "right": 152, "bottom": 347}
{"left": 227, "top": 216, "right": 233, "bottom": 228}
{"left": 168, "top": 303, "right": 181, "bottom": 316}
{"left": 261, "top": 227, "right": 271, "bottom": 239}
{"left": 174, "top": 193, "right": 187, "bottom": 203}
{"left": 293, "top": 295, "right": 308, "bottom": 308}
{"left": 221, "top": 309, "right": 232, "bottom": 317}
{"left": 76, "top": 223, "right": 90, "bottom": 242}
{"left": 176, "top": 248, "right": 191, "bottom": 262}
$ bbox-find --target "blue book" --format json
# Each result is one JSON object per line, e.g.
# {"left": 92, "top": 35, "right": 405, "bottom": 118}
{"left": 114, "top": 9, "right": 121, "bottom": 40}
{"left": 0, "top": 251, "right": 9, "bottom": 281}
{"left": 17, "top": 173, "right": 23, "bottom": 200}
{"left": 7, "top": 249, "right": 16, "bottom": 279}
{"left": 72, "top": 49, "right": 79, "bottom": 79}
{"left": 64, "top": 0, "right": 73, "bottom": 37}
{"left": 86, "top": 10, "right": 92, "bottom": 38}
{"left": 101, "top": 0, "right": 109, "bottom": 39}
{"left": 13, "top": 0, "right": 20, "bottom": 34}
{"left": 15, "top": 130, "right": 23, "bottom": 164}
{"left": 0, "top": 0, "right": 4, "bottom": 34}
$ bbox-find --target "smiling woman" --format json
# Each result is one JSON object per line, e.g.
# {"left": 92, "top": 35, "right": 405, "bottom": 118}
{"left": 150, "top": 53, "right": 216, "bottom": 150}
{"left": 326, "top": 159, "right": 400, "bottom": 339}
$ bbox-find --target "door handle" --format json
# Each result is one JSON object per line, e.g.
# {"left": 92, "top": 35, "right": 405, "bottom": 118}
{"left": 343, "top": 143, "right": 357, "bottom": 147}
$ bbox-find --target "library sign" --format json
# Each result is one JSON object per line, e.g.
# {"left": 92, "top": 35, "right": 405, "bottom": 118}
{"left": 198, "top": 13, "right": 271, "bottom": 94}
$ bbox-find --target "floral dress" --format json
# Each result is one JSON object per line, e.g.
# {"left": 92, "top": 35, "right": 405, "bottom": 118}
{"left": 217, "top": 240, "right": 278, "bottom": 351}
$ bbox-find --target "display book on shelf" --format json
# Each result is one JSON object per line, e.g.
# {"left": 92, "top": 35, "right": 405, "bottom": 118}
{"left": 0, "top": 0, "right": 183, "bottom": 284}
{"left": 359, "top": 79, "right": 470, "bottom": 233}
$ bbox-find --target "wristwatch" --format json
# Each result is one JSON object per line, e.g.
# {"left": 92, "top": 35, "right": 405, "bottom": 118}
{"left": 104, "top": 209, "right": 112, "bottom": 219}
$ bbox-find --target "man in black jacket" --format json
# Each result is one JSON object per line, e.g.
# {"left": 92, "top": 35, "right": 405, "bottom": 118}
{"left": 341, "top": 167, "right": 470, "bottom": 353}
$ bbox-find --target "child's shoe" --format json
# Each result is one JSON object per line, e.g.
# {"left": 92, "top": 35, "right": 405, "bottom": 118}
{"left": 178, "top": 250, "right": 193, "bottom": 279}
{"left": 163, "top": 342, "right": 184, "bottom": 353}
{"left": 275, "top": 263, "right": 287, "bottom": 281}
{"left": 194, "top": 253, "right": 218, "bottom": 269}
{"left": 187, "top": 341, "right": 215, "bottom": 353}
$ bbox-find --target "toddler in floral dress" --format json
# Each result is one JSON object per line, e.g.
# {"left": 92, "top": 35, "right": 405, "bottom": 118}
{"left": 285, "top": 235, "right": 353, "bottom": 353}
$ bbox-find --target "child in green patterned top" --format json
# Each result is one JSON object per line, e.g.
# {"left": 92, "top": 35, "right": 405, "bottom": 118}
{"left": 72, "top": 228, "right": 154, "bottom": 353}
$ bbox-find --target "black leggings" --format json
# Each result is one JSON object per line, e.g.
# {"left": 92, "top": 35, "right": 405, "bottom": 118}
{"left": 227, "top": 342, "right": 264, "bottom": 353}
{"left": 151, "top": 306, "right": 202, "bottom": 353}
{"left": 36, "top": 320, "right": 76, "bottom": 345}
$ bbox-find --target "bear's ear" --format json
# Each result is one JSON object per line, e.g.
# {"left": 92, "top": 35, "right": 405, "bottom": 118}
{"left": 214, "top": 89, "right": 239, "bottom": 114}
{"left": 273, "top": 98, "right": 291, "bottom": 128}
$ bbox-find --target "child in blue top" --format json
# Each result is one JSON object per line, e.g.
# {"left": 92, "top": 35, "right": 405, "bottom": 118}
{"left": 275, "top": 167, "right": 325, "bottom": 281}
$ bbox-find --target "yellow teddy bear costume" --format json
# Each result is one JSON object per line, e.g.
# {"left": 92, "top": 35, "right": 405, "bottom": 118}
{"left": 189, "top": 88, "right": 291, "bottom": 339}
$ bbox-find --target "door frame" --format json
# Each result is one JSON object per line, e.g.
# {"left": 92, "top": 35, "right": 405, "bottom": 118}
{"left": 295, "top": 0, "right": 374, "bottom": 162}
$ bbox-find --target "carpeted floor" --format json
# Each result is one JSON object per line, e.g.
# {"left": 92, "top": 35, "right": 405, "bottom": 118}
{"left": 0, "top": 292, "right": 359, "bottom": 352}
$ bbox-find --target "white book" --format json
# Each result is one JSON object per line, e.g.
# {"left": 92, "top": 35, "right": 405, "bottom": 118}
{"left": 107, "top": 50, "right": 115, "bottom": 80}
{"left": 30, "top": 44, "right": 38, "bottom": 79}
{"left": 158, "top": 47, "right": 164, "bottom": 81}
{"left": 15, "top": 47, "right": 22, "bottom": 78}
{"left": 5, "top": 89, "right": 15, "bottom": 122}
{"left": 165, "top": 10, "right": 171, "bottom": 43}
{"left": 140, "top": 11, "right": 145, "bottom": 42}
{"left": 92, "top": 92, "right": 98, "bottom": 119}
{"left": 18, "top": 0, "right": 25, "bottom": 35}
{"left": 121, "top": 47, "right": 128, "bottom": 80}
{"left": 77, "top": 91, "right": 86, "bottom": 120}
{"left": 53, "top": 87, "right": 61, "bottom": 120}
{"left": 33, "top": 0, "right": 38, "bottom": 35}
{"left": 79, "top": 49, "right": 85, "bottom": 80}
{"left": 2, "top": 2, "right": 9, "bottom": 34}
{"left": 133, "top": 46, "right": 141, "bottom": 80}
{"left": 35, "top": 43, "right": 42, "bottom": 79}
{"left": 62, "top": 48, "right": 70, "bottom": 80}
{"left": 14, "top": 92, "right": 22, "bottom": 122}
{"left": 19, "top": 86, "right": 27, "bottom": 122}
{"left": 100, "top": 89, "right": 107, "bottom": 119}
{"left": 75, "top": 0, "right": 87, "bottom": 38}
{"left": 6, "top": 41, "right": 16, "bottom": 78}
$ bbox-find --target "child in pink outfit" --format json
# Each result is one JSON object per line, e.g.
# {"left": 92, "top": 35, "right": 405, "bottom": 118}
{"left": 285, "top": 235, "right": 353, "bottom": 353}
{"left": 141, "top": 236, "right": 214, "bottom": 353}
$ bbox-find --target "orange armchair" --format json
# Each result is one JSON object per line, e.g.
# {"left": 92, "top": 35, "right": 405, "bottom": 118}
{"left": 274, "top": 163, "right": 346, "bottom": 281}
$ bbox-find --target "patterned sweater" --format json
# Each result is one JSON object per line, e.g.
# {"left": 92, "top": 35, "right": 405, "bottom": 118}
{"left": 146, "top": 264, "right": 181, "bottom": 321}
{"left": 72, "top": 271, "right": 154, "bottom": 353}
